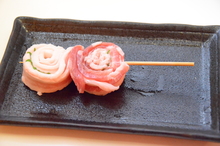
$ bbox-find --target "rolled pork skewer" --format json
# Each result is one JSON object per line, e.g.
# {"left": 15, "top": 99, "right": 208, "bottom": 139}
{"left": 21, "top": 42, "right": 194, "bottom": 96}
{"left": 67, "top": 42, "right": 130, "bottom": 96}
{"left": 22, "top": 44, "right": 72, "bottom": 96}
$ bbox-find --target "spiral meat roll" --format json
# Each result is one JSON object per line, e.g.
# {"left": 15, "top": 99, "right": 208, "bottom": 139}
{"left": 67, "top": 42, "right": 130, "bottom": 96}
{"left": 22, "top": 44, "right": 72, "bottom": 95}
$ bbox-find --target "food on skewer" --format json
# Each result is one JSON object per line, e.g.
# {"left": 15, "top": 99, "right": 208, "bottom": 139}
{"left": 21, "top": 44, "right": 72, "bottom": 96}
{"left": 67, "top": 42, "right": 130, "bottom": 96}
{"left": 21, "top": 42, "right": 194, "bottom": 96}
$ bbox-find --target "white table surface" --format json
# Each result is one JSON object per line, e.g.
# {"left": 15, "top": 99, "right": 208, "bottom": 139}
{"left": 0, "top": 0, "right": 220, "bottom": 145}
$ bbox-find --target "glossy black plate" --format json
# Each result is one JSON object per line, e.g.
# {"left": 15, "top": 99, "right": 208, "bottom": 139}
{"left": 0, "top": 17, "right": 220, "bottom": 142}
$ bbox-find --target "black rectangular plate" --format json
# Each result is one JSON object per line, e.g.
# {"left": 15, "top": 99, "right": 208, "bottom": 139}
{"left": 0, "top": 17, "right": 220, "bottom": 142}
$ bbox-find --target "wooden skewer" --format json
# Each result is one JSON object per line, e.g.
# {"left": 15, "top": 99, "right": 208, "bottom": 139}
{"left": 125, "top": 61, "right": 194, "bottom": 66}
{"left": 20, "top": 61, "right": 194, "bottom": 66}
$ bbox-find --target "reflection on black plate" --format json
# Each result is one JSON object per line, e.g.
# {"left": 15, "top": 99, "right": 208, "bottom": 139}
{"left": 0, "top": 17, "right": 220, "bottom": 142}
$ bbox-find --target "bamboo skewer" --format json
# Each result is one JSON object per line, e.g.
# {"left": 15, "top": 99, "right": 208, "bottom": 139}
{"left": 125, "top": 61, "right": 194, "bottom": 66}
{"left": 20, "top": 61, "right": 194, "bottom": 66}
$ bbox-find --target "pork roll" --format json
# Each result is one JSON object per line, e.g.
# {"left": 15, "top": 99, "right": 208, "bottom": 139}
{"left": 67, "top": 42, "right": 129, "bottom": 96}
{"left": 22, "top": 44, "right": 72, "bottom": 95}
